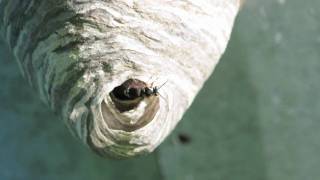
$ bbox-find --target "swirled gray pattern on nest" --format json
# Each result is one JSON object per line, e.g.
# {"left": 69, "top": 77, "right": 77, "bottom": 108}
{"left": 0, "top": 0, "right": 240, "bottom": 158}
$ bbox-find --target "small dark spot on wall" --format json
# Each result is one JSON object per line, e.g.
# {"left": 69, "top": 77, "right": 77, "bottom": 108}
{"left": 178, "top": 133, "right": 191, "bottom": 144}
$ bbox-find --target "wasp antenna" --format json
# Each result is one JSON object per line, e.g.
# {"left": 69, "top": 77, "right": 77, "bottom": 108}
{"left": 157, "top": 80, "right": 168, "bottom": 90}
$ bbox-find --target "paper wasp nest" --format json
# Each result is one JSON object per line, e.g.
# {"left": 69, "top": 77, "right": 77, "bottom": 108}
{"left": 0, "top": 0, "right": 240, "bottom": 158}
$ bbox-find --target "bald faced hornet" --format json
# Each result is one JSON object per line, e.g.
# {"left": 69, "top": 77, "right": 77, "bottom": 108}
{"left": 110, "top": 78, "right": 167, "bottom": 112}
{"left": 112, "top": 78, "right": 166, "bottom": 100}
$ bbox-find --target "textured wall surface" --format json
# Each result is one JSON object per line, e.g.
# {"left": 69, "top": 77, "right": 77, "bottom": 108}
{"left": 1, "top": 0, "right": 320, "bottom": 179}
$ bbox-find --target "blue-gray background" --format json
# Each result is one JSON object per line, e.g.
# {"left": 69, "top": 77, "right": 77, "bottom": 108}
{"left": 1, "top": 0, "right": 320, "bottom": 179}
